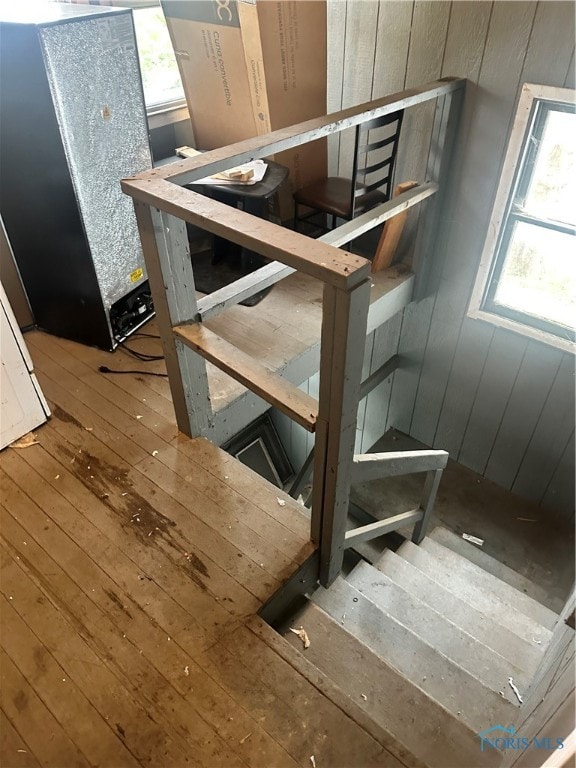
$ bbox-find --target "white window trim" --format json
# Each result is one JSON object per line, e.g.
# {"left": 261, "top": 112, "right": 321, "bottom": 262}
{"left": 468, "top": 82, "right": 576, "bottom": 354}
{"left": 129, "top": 0, "right": 187, "bottom": 116}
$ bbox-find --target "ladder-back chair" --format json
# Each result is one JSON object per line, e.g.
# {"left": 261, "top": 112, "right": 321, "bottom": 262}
{"left": 293, "top": 110, "right": 404, "bottom": 232}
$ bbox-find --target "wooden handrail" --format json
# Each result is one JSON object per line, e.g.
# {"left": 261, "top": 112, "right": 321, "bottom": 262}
{"left": 123, "top": 78, "right": 465, "bottom": 186}
{"left": 124, "top": 76, "right": 465, "bottom": 588}
{"left": 123, "top": 180, "right": 369, "bottom": 290}
{"left": 351, "top": 450, "right": 449, "bottom": 483}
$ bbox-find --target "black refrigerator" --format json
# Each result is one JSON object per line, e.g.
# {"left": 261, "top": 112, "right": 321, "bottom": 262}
{"left": 0, "top": 3, "right": 154, "bottom": 350}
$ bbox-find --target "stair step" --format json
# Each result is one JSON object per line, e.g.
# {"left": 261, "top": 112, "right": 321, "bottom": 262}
{"left": 398, "top": 541, "right": 553, "bottom": 645}
{"left": 376, "top": 548, "right": 545, "bottom": 673}
{"left": 419, "top": 537, "right": 558, "bottom": 630}
{"left": 348, "top": 560, "right": 532, "bottom": 692}
{"left": 312, "top": 577, "right": 518, "bottom": 733}
{"left": 285, "top": 601, "right": 504, "bottom": 768}
{"left": 428, "top": 526, "right": 554, "bottom": 610}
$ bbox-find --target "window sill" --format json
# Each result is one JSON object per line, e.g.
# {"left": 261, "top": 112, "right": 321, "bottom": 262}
{"left": 468, "top": 308, "right": 575, "bottom": 354}
{"left": 147, "top": 102, "right": 189, "bottom": 130}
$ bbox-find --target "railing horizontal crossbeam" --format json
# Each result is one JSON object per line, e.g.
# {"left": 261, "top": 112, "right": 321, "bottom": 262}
{"left": 344, "top": 509, "right": 424, "bottom": 548}
{"left": 351, "top": 449, "right": 449, "bottom": 484}
{"left": 173, "top": 323, "right": 318, "bottom": 431}
{"left": 124, "top": 78, "right": 464, "bottom": 188}
{"left": 196, "top": 183, "right": 437, "bottom": 321}
{"left": 123, "top": 180, "right": 369, "bottom": 290}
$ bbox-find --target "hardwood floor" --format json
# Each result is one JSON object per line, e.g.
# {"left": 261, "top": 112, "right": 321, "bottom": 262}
{"left": 1, "top": 327, "right": 418, "bottom": 768}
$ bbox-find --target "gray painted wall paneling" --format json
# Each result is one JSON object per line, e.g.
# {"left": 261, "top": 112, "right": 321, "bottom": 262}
{"left": 484, "top": 342, "right": 563, "bottom": 489}
{"left": 564, "top": 49, "right": 575, "bottom": 88}
{"left": 273, "top": 1, "right": 574, "bottom": 518}
{"left": 406, "top": 1, "right": 493, "bottom": 446}
{"left": 513, "top": 354, "right": 575, "bottom": 508}
{"left": 361, "top": 314, "right": 403, "bottom": 453}
{"left": 385, "top": 0, "right": 451, "bottom": 436}
{"left": 371, "top": 1, "right": 413, "bottom": 99}
{"left": 542, "top": 431, "right": 575, "bottom": 517}
{"left": 458, "top": 329, "right": 528, "bottom": 475}
{"left": 327, "top": 0, "right": 347, "bottom": 173}
{"left": 433, "top": 317, "right": 493, "bottom": 459}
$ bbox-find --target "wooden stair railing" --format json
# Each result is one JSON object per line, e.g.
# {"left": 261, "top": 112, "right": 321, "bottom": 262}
{"left": 122, "top": 77, "right": 465, "bottom": 587}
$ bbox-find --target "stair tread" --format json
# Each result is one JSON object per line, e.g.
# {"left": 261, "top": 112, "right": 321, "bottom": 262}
{"left": 421, "top": 535, "right": 558, "bottom": 628}
{"left": 398, "top": 541, "right": 553, "bottom": 645}
{"left": 429, "top": 526, "right": 552, "bottom": 607}
{"left": 285, "top": 601, "right": 504, "bottom": 768}
{"left": 312, "top": 577, "right": 518, "bottom": 732}
{"left": 376, "top": 548, "right": 545, "bottom": 672}
{"left": 348, "top": 560, "right": 532, "bottom": 691}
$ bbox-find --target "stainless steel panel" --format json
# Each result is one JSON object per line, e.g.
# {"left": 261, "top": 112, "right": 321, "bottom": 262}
{"left": 40, "top": 12, "right": 152, "bottom": 309}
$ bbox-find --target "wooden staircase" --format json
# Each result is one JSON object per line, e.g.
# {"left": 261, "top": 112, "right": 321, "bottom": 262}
{"left": 283, "top": 526, "right": 558, "bottom": 768}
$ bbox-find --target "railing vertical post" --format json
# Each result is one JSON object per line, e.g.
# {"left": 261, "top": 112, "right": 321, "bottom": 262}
{"left": 133, "top": 202, "right": 214, "bottom": 439}
{"left": 412, "top": 83, "right": 465, "bottom": 298}
{"left": 312, "top": 278, "right": 371, "bottom": 587}
{"left": 412, "top": 468, "right": 444, "bottom": 544}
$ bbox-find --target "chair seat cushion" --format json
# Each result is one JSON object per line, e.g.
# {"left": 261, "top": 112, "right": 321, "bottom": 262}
{"left": 294, "top": 177, "right": 354, "bottom": 219}
{"left": 294, "top": 177, "right": 386, "bottom": 219}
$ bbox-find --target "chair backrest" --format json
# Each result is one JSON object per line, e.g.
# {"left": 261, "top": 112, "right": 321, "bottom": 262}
{"left": 349, "top": 110, "right": 404, "bottom": 217}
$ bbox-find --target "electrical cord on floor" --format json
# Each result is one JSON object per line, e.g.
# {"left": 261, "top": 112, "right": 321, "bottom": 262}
{"left": 99, "top": 365, "right": 168, "bottom": 378}
{"left": 119, "top": 343, "right": 164, "bottom": 362}
{"left": 97, "top": 330, "right": 166, "bottom": 376}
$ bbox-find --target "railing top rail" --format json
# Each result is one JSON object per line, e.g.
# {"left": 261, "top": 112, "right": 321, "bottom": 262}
{"left": 125, "top": 181, "right": 370, "bottom": 289}
{"left": 123, "top": 77, "right": 465, "bottom": 189}
{"left": 121, "top": 77, "right": 464, "bottom": 289}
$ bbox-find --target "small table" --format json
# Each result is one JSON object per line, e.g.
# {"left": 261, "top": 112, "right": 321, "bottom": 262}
{"left": 198, "top": 161, "right": 289, "bottom": 273}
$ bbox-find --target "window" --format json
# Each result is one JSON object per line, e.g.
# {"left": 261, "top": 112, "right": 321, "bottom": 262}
{"left": 32, "top": 0, "right": 186, "bottom": 113}
{"left": 132, "top": 2, "right": 185, "bottom": 112}
{"left": 469, "top": 84, "right": 576, "bottom": 352}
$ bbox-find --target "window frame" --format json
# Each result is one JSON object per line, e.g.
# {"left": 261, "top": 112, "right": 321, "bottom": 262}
{"left": 468, "top": 82, "right": 576, "bottom": 353}
{"left": 129, "top": 0, "right": 187, "bottom": 116}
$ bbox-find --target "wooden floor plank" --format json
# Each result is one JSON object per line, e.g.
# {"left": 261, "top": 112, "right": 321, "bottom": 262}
{"left": 0, "top": 710, "right": 42, "bottom": 768}
{"left": 0, "top": 327, "right": 422, "bottom": 768}
{"left": 134, "top": 452, "right": 308, "bottom": 564}
{"left": 198, "top": 629, "right": 401, "bottom": 768}
{"left": 1, "top": 651, "right": 90, "bottom": 768}
{"left": 0, "top": 454, "right": 242, "bottom": 639}
{"left": 29, "top": 335, "right": 311, "bottom": 553}
{"left": 0, "top": 548, "right": 239, "bottom": 768}
{"left": 25, "top": 331, "right": 178, "bottom": 444}
{"left": 37, "top": 416, "right": 283, "bottom": 605}
{"left": 171, "top": 435, "right": 311, "bottom": 538}
{"left": 0, "top": 529, "right": 251, "bottom": 768}
{"left": 1, "top": 595, "right": 141, "bottom": 768}
{"left": 26, "top": 338, "right": 171, "bottom": 461}
{"left": 1, "top": 474, "right": 298, "bottom": 768}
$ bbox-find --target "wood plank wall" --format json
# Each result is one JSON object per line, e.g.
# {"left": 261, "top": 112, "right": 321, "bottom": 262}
{"left": 506, "top": 594, "right": 575, "bottom": 766}
{"left": 272, "top": 1, "right": 575, "bottom": 521}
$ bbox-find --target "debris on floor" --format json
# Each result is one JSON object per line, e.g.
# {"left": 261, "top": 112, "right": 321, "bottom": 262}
{"left": 290, "top": 626, "right": 310, "bottom": 649}
{"left": 277, "top": 498, "right": 286, "bottom": 507}
{"left": 462, "top": 533, "right": 484, "bottom": 547}
{"left": 508, "top": 677, "right": 523, "bottom": 704}
{"left": 310, "top": 757, "right": 316, "bottom": 768}
{"left": 10, "top": 432, "right": 39, "bottom": 449}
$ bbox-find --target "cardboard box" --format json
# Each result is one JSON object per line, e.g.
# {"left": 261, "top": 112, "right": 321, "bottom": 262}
{"left": 161, "top": 0, "right": 327, "bottom": 217}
